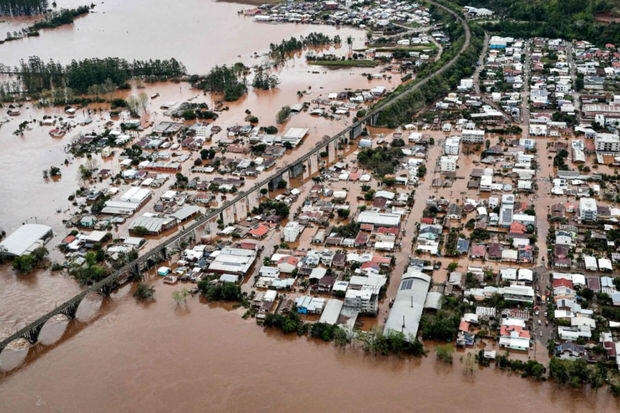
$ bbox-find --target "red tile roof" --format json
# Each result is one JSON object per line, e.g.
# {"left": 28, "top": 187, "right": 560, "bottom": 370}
{"left": 459, "top": 320, "right": 470, "bottom": 332}
{"left": 500, "top": 325, "right": 530, "bottom": 339}
{"left": 377, "top": 227, "right": 399, "bottom": 235}
{"left": 510, "top": 221, "right": 527, "bottom": 234}
{"left": 62, "top": 235, "right": 76, "bottom": 244}
{"left": 278, "top": 256, "right": 299, "bottom": 266}
{"left": 249, "top": 224, "right": 269, "bottom": 238}
{"left": 238, "top": 241, "right": 257, "bottom": 251}
{"left": 371, "top": 255, "right": 391, "bottom": 265}
{"left": 553, "top": 278, "right": 573, "bottom": 289}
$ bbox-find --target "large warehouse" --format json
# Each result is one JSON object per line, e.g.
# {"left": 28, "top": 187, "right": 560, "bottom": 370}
{"left": 0, "top": 224, "right": 53, "bottom": 256}
{"left": 208, "top": 247, "right": 257, "bottom": 276}
{"left": 383, "top": 266, "right": 431, "bottom": 341}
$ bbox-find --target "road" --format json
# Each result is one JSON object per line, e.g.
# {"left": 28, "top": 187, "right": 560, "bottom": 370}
{"left": 521, "top": 39, "right": 531, "bottom": 139}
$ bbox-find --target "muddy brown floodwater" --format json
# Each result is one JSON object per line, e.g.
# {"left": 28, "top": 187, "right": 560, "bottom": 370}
{"left": 1, "top": 0, "right": 619, "bottom": 410}
{"left": 1, "top": 289, "right": 618, "bottom": 412}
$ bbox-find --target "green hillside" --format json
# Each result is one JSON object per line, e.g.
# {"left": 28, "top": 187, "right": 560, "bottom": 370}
{"left": 457, "top": 0, "right": 620, "bottom": 45}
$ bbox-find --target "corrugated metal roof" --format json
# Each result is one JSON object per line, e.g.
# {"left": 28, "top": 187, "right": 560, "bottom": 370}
{"left": 0, "top": 224, "right": 52, "bottom": 256}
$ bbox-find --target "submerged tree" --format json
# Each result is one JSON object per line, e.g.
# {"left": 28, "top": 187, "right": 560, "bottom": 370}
{"left": 252, "top": 67, "right": 279, "bottom": 90}
{"left": 133, "top": 282, "right": 155, "bottom": 302}
{"left": 172, "top": 288, "right": 189, "bottom": 306}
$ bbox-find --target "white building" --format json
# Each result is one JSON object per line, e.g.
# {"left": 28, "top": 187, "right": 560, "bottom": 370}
{"left": 345, "top": 288, "right": 378, "bottom": 314}
{"left": 383, "top": 267, "right": 431, "bottom": 341}
{"left": 458, "top": 78, "right": 474, "bottom": 91}
{"left": 344, "top": 274, "right": 386, "bottom": 315}
{"left": 208, "top": 247, "right": 257, "bottom": 275}
{"left": 283, "top": 221, "right": 303, "bottom": 242}
{"left": 480, "top": 175, "right": 493, "bottom": 192}
{"left": 444, "top": 136, "right": 461, "bottom": 155}
{"left": 595, "top": 133, "right": 620, "bottom": 152}
{"left": 439, "top": 155, "right": 458, "bottom": 172}
{"left": 461, "top": 129, "right": 485, "bottom": 143}
{"left": 356, "top": 211, "right": 401, "bottom": 227}
{"left": 0, "top": 224, "right": 53, "bottom": 257}
{"left": 579, "top": 197, "right": 597, "bottom": 222}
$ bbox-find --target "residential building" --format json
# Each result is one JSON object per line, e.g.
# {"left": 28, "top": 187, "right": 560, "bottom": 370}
{"left": 345, "top": 287, "right": 378, "bottom": 314}
{"left": 595, "top": 133, "right": 620, "bottom": 152}
{"left": 461, "top": 129, "right": 485, "bottom": 143}
{"left": 444, "top": 136, "right": 461, "bottom": 155}
{"left": 283, "top": 221, "right": 303, "bottom": 242}
{"left": 579, "top": 198, "right": 598, "bottom": 222}
{"left": 499, "top": 325, "right": 531, "bottom": 351}
{"left": 439, "top": 155, "right": 458, "bottom": 172}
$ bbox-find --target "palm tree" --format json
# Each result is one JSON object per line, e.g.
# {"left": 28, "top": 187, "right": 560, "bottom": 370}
{"left": 346, "top": 36, "right": 353, "bottom": 56}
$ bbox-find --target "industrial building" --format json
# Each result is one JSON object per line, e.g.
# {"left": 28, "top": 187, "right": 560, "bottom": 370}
{"left": 0, "top": 224, "right": 53, "bottom": 256}
{"left": 208, "top": 247, "right": 257, "bottom": 276}
{"left": 383, "top": 266, "right": 431, "bottom": 341}
{"left": 356, "top": 211, "right": 401, "bottom": 227}
{"left": 102, "top": 187, "right": 152, "bottom": 215}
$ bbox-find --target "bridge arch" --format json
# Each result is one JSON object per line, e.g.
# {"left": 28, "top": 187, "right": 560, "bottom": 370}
{"left": 0, "top": 338, "right": 30, "bottom": 372}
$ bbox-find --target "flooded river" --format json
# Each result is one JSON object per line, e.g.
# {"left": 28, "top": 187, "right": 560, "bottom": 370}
{"left": 1, "top": 288, "right": 617, "bottom": 412}
{"left": 0, "top": 0, "right": 618, "bottom": 409}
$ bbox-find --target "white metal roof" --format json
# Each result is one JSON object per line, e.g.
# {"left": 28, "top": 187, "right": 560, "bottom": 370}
{"left": 0, "top": 224, "right": 52, "bottom": 256}
{"left": 383, "top": 267, "right": 431, "bottom": 341}
{"left": 319, "top": 299, "right": 344, "bottom": 324}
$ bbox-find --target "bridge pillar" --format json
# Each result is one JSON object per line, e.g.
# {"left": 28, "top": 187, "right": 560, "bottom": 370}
{"left": 349, "top": 122, "right": 363, "bottom": 140}
{"left": 232, "top": 203, "right": 238, "bottom": 223}
{"left": 23, "top": 323, "right": 44, "bottom": 344}
{"left": 99, "top": 281, "right": 118, "bottom": 296}
{"left": 327, "top": 140, "right": 337, "bottom": 164}
{"left": 61, "top": 301, "right": 80, "bottom": 319}
{"left": 368, "top": 111, "right": 380, "bottom": 127}
{"left": 130, "top": 262, "right": 141, "bottom": 282}
{"left": 290, "top": 162, "right": 304, "bottom": 179}
{"left": 268, "top": 174, "right": 284, "bottom": 191}
{"left": 237, "top": 199, "right": 248, "bottom": 221}
{"left": 245, "top": 196, "right": 251, "bottom": 217}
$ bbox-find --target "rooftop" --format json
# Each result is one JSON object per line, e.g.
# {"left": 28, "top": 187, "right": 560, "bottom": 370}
{"left": 0, "top": 224, "right": 53, "bottom": 256}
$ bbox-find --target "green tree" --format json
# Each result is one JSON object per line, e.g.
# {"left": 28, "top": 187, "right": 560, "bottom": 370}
{"left": 276, "top": 106, "right": 291, "bottom": 124}
{"left": 172, "top": 288, "right": 189, "bottom": 306}
{"left": 436, "top": 344, "right": 454, "bottom": 364}
{"left": 133, "top": 282, "right": 155, "bottom": 302}
{"left": 337, "top": 209, "right": 350, "bottom": 219}
{"left": 12, "top": 254, "right": 37, "bottom": 273}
